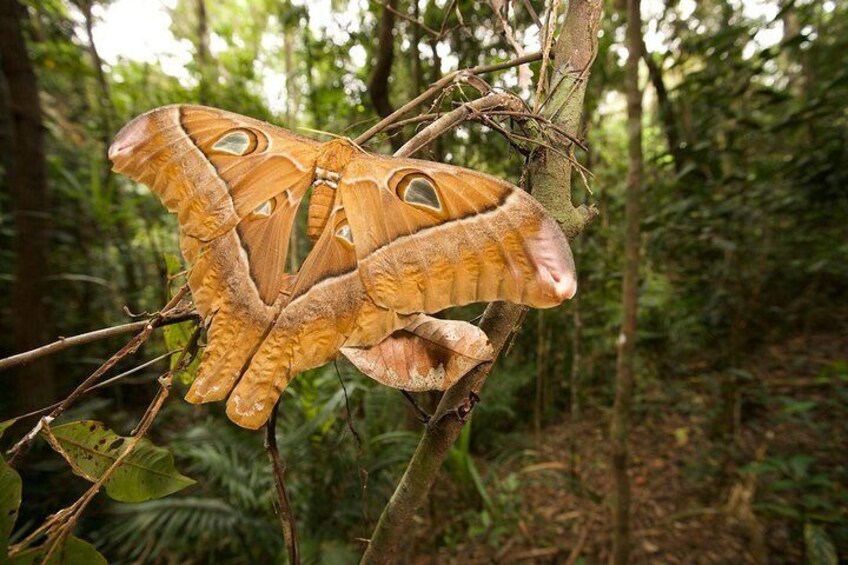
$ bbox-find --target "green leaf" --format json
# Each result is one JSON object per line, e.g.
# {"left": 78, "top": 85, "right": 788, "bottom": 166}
{"left": 44, "top": 421, "right": 194, "bottom": 503}
{"left": 804, "top": 523, "right": 837, "bottom": 565}
{"left": 1, "top": 444, "right": 22, "bottom": 558}
{"left": 162, "top": 321, "right": 200, "bottom": 384}
{"left": 0, "top": 419, "right": 16, "bottom": 439}
{"left": 9, "top": 535, "right": 107, "bottom": 565}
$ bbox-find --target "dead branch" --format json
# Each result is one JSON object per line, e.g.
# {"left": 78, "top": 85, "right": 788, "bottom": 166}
{"left": 0, "top": 308, "right": 197, "bottom": 373}
{"left": 8, "top": 336, "right": 199, "bottom": 561}
{"left": 488, "top": 0, "right": 531, "bottom": 89}
{"left": 394, "top": 92, "right": 525, "bottom": 157}
{"left": 9, "top": 372, "right": 173, "bottom": 560}
{"left": 354, "top": 50, "right": 544, "bottom": 146}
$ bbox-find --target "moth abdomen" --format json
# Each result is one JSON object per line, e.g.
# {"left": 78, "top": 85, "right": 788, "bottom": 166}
{"left": 307, "top": 182, "right": 336, "bottom": 241}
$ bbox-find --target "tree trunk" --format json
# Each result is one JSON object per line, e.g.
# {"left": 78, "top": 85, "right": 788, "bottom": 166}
{"left": 410, "top": 0, "right": 424, "bottom": 99}
{"left": 283, "top": 28, "right": 299, "bottom": 126}
{"left": 76, "top": 0, "right": 141, "bottom": 299}
{"left": 641, "top": 49, "right": 683, "bottom": 174}
{"left": 196, "top": 0, "right": 211, "bottom": 105}
{"left": 0, "top": 0, "right": 55, "bottom": 411}
{"left": 368, "top": 0, "right": 403, "bottom": 152}
{"left": 610, "top": 0, "right": 643, "bottom": 563}
{"left": 360, "top": 2, "right": 602, "bottom": 562}
{"left": 570, "top": 248, "right": 582, "bottom": 419}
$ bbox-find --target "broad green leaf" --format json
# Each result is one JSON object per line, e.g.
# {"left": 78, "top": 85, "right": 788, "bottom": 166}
{"left": 44, "top": 421, "right": 194, "bottom": 503}
{"left": 1, "top": 444, "right": 22, "bottom": 558}
{"left": 9, "top": 535, "right": 107, "bottom": 565}
{"left": 804, "top": 523, "right": 837, "bottom": 565}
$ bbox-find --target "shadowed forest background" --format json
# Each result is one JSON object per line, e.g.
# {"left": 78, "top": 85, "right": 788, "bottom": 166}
{"left": 1, "top": 0, "right": 846, "bottom": 563}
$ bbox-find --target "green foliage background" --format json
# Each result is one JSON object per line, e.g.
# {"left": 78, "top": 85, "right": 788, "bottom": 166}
{"left": 0, "top": 0, "right": 846, "bottom": 562}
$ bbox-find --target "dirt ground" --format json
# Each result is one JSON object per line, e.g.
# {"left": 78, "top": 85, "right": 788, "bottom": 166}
{"left": 410, "top": 330, "right": 847, "bottom": 563}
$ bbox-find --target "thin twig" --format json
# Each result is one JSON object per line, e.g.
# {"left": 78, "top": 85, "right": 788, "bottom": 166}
{"left": 394, "top": 92, "right": 525, "bottom": 158}
{"left": 0, "top": 309, "right": 195, "bottom": 373}
{"left": 354, "top": 51, "right": 544, "bottom": 146}
{"left": 534, "top": 0, "right": 561, "bottom": 112}
{"left": 0, "top": 284, "right": 192, "bottom": 373}
{"left": 372, "top": 0, "right": 440, "bottom": 37}
{"left": 11, "top": 349, "right": 182, "bottom": 422}
{"left": 6, "top": 298, "right": 197, "bottom": 468}
{"left": 520, "top": 0, "right": 543, "bottom": 28}
{"left": 10, "top": 373, "right": 173, "bottom": 561}
{"left": 488, "top": 0, "right": 531, "bottom": 89}
{"left": 265, "top": 402, "right": 300, "bottom": 565}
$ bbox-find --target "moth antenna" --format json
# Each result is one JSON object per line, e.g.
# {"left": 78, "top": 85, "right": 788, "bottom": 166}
{"left": 296, "top": 126, "right": 345, "bottom": 139}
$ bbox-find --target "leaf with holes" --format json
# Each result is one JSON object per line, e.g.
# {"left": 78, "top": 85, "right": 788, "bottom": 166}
{"left": 43, "top": 421, "right": 194, "bottom": 503}
{"left": 8, "top": 535, "right": 107, "bottom": 565}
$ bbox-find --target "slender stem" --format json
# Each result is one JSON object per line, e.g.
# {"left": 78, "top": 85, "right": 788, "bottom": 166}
{"left": 0, "top": 312, "right": 196, "bottom": 373}
{"left": 265, "top": 402, "right": 300, "bottom": 565}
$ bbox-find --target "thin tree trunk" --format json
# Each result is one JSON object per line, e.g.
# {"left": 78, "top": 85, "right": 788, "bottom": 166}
{"left": 641, "top": 49, "right": 683, "bottom": 174}
{"left": 570, "top": 255, "right": 582, "bottom": 419}
{"left": 196, "top": 0, "right": 211, "bottom": 105}
{"left": 610, "top": 0, "right": 643, "bottom": 563}
{"left": 534, "top": 310, "right": 545, "bottom": 441}
{"left": 0, "top": 0, "right": 55, "bottom": 411}
{"left": 368, "top": 0, "right": 403, "bottom": 152}
{"left": 410, "top": 0, "right": 423, "bottom": 99}
{"left": 284, "top": 28, "right": 298, "bottom": 125}
{"left": 76, "top": 0, "right": 140, "bottom": 298}
{"left": 76, "top": 0, "right": 113, "bottom": 180}
{"left": 360, "top": 2, "right": 602, "bottom": 562}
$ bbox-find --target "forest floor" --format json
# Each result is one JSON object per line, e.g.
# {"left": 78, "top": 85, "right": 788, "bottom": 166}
{"left": 411, "top": 328, "right": 848, "bottom": 564}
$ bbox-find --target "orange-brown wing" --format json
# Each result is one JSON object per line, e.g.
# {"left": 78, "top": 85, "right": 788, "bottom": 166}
{"left": 226, "top": 203, "right": 404, "bottom": 429}
{"left": 341, "top": 314, "right": 493, "bottom": 391}
{"left": 109, "top": 104, "right": 319, "bottom": 306}
{"left": 109, "top": 104, "right": 319, "bottom": 404}
{"left": 338, "top": 154, "right": 577, "bottom": 314}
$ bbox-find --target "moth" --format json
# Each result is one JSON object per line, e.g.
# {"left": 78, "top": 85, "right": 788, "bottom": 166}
{"left": 109, "top": 105, "right": 577, "bottom": 430}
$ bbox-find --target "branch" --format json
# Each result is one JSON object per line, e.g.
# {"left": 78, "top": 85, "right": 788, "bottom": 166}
{"left": 372, "top": 0, "right": 440, "bottom": 38}
{"left": 394, "top": 92, "right": 525, "bottom": 157}
{"left": 265, "top": 402, "right": 300, "bottom": 565}
{"left": 360, "top": 3, "right": 603, "bottom": 562}
{"left": 5, "top": 290, "right": 197, "bottom": 468}
{"left": 353, "top": 51, "right": 544, "bottom": 146}
{"left": 0, "top": 308, "right": 197, "bottom": 373}
{"left": 10, "top": 373, "right": 174, "bottom": 561}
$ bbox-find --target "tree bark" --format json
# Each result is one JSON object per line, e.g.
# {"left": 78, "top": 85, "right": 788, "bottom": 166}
{"left": 368, "top": 0, "right": 403, "bottom": 152}
{"left": 0, "top": 0, "right": 55, "bottom": 411}
{"left": 610, "top": 0, "right": 643, "bottom": 563}
{"left": 360, "top": 3, "right": 602, "bottom": 562}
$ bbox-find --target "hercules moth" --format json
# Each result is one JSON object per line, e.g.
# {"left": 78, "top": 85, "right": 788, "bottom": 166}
{"left": 109, "top": 105, "right": 577, "bottom": 430}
